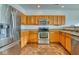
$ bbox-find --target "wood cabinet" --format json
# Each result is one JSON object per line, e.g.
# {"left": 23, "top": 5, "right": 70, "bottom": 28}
{"left": 21, "top": 15, "right": 27, "bottom": 25}
{"left": 59, "top": 31, "right": 71, "bottom": 54}
{"left": 53, "top": 16, "right": 58, "bottom": 25}
{"left": 21, "top": 15, "right": 65, "bottom": 25}
{"left": 49, "top": 16, "right": 54, "bottom": 25}
{"left": 65, "top": 33, "right": 71, "bottom": 53}
{"left": 61, "top": 16, "right": 65, "bottom": 25}
{"left": 53, "top": 16, "right": 65, "bottom": 26}
{"left": 20, "top": 30, "right": 38, "bottom": 48}
{"left": 20, "top": 31, "right": 29, "bottom": 48}
{"left": 49, "top": 31, "right": 60, "bottom": 43}
{"left": 28, "top": 30, "right": 38, "bottom": 43}
{"left": 60, "top": 32, "right": 66, "bottom": 47}
{"left": 58, "top": 16, "right": 62, "bottom": 25}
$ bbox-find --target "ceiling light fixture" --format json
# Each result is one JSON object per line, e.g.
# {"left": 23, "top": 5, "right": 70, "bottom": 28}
{"left": 61, "top": 6, "right": 64, "bottom": 8}
{"left": 37, "top": 5, "right": 40, "bottom": 8}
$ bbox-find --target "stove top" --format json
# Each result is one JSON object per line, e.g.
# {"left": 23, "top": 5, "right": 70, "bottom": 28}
{"left": 39, "top": 27, "right": 49, "bottom": 32}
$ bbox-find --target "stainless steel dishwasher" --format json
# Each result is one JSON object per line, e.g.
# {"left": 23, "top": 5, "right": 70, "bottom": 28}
{"left": 72, "top": 36, "right": 79, "bottom": 55}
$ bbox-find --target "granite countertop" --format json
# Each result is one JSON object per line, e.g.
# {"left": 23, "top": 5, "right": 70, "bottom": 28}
{"left": 59, "top": 30, "right": 79, "bottom": 37}
{"left": 59, "top": 30, "right": 79, "bottom": 41}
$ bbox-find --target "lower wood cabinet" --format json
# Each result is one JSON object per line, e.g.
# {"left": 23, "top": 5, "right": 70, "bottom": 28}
{"left": 60, "top": 32, "right": 66, "bottom": 47}
{"left": 60, "top": 31, "right": 71, "bottom": 54}
{"left": 20, "top": 30, "right": 38, "bottom": 48}
{"left": 65, "top": 33, "right": 71, "bottom": 53}
{"left": 28, "top": 30, "right": 38, "bottom": 43}
{"left": 49, "top": 31, "right": 60, "bottom": 43}
{"left": 20, "top": 31, "right": 29, "bottom": 48}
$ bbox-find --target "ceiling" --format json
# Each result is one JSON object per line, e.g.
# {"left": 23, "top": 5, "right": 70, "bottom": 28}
{"left": 19, "top": 4, "right": 79, "bottom": 10}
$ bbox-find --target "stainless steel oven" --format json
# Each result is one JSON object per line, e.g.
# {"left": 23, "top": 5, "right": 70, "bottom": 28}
{"left": 38, "top": 19, "right": 49, "bottom": 44}
{"left": 38, "top": 32, "right": 49, "bottom": 44}
{"left": 38, "top": 27, "right": 49, "bottom": 44}
{"left": 39, "top": 32, "right": 48, "bottom": 38}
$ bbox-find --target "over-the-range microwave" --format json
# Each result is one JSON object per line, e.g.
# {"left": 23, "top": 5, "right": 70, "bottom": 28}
{"left": 39, "top": 19, "right": 48, "bottom": 25}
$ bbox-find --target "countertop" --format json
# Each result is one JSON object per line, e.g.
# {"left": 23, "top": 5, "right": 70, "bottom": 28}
{"left": 59, "top": 30, "right": 79, "bottom": 41}
{"left": 59, "top": 30, "right": 79, "bottom": 37}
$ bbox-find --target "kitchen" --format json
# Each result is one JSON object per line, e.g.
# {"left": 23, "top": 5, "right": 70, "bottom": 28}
{"left": 0, "top": 4, "right": 79, "bottom": 55}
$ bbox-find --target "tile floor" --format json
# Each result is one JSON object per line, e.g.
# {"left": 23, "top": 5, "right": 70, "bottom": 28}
{"left": 0, "top": 43, "right": 69, "bottom": 55}
{"left": 0, "top": 44, "right": 20, "bottom": 55}
{"left": 20, "top": 43, "right": 69, "bottom": 55}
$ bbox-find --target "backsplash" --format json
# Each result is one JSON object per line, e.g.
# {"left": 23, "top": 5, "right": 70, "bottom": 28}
{"left": 21, "top": 25, "right": 66, "bottom": 30}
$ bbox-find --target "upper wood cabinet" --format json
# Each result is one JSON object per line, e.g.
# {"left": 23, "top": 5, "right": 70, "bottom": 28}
{"left": 61, "top": 16, "right": 65, "bottom": 25}
{"left": 49, "top": 16, "right": 54, "bottom": 25}
{"left": 53, "top": 16, "right": 58, "bottom": 25}
{"left": 53, "top": 16, "right": 65, "bottom": 26}
{"left": 58, "top": 16, "right": 62, "bottom": 25}
{"left": 21, "top": 15, "right": 65, "bottom": 25}
{"left": 26, "top": 16, "right": 29, "bottom": 25}
{"left": 21, "top": 15, "right": 27, "bottom": 25}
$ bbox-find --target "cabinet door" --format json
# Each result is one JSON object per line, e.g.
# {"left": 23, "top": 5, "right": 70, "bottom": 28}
{"left": 49, "top": 16, "right": 54, "bottom": 25}
{"left": 28, "top": 16, "right": 31, "bottom": 25}
{"left": 21, "top": 15, "right": 26, "bottom": 25}
{"left": 53, "top": 16, "right": 58, "bottom": 25}
{"left": 61, "top": 32, "right": 66, "bottom": 47}
{"left": 61, "top": 16, "right": 65, "bottom": 25}
{"left": 35, "top": 16, "right": 39, "bottom": 25}
{"left": 26, "top": 16, "right": 29, "bottom": 25}
{"left": 49, "top": 31, "right": 59, "bottom": 43}
{"left": 65, "top": 33, "right": 71, "bottom": 53}
{"left": 58, "top": 16, "right": 62, "bottom": 25}
{"left": 33, "top": 16, "right": 36, "bottom": 25}
{"left": 29, "top": 31, "right": 38, "bottom": 43}
{"left": 20, "top": 31, "right": 29, "bottom": 48}
{"left": 21, "top": 31, "right": 24, "bottom": 48}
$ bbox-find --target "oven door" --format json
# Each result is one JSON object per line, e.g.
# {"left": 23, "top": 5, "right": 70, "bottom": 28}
{"left": 38, "top": 32, "right": 49, "bottom": 44}
{"left": 39, "top": 32, "right": 48, "bottom": 38}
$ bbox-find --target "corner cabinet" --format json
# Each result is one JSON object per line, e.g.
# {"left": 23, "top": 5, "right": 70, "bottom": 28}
{"left": 49, "top": 31, "right": 60, "bottom": 43}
